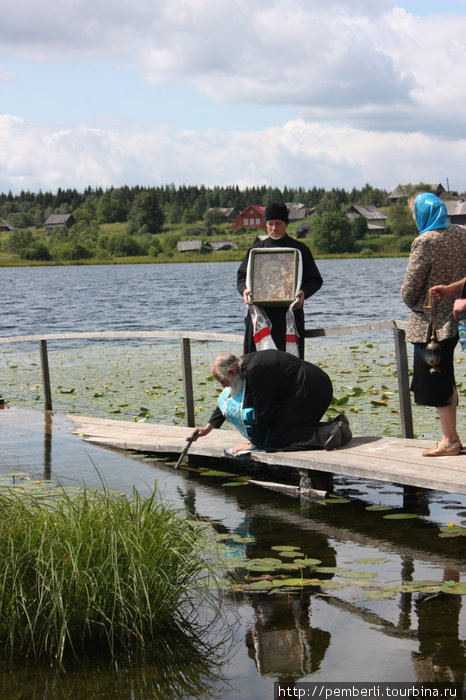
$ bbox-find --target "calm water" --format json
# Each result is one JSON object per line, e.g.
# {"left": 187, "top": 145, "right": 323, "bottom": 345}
{"left": 0, "top": 258, "right": 410, "bottom": 337}
{"left": 0, "top": 261, "right": 465, "bottom": 698}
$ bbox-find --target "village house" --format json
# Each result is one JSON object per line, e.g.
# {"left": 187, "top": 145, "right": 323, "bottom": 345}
{"left": 445, "top": 199, "right": 466, "bottom": 226}
{"left": 388, "top": 183, "right": 446, "bottom": 204}
{"left": 346, "top": 204, "right": 388, "bottom": 234}
{"left": 44, "top": 213, "right": 75, "bottom": 235}
{"left": 205, "top": 207, "right": 238, "bottom": 222}
{"left": 285, "top": 202, "right": 307, "bottom": 221}
{"left": 232, "top": 205, "right": 266, "bottom": 231}
{"left": 176, "top": 239, "right": 204, "bottom": 253}
{"left": 0, "top": 220, "right": 14, "bottom": 232}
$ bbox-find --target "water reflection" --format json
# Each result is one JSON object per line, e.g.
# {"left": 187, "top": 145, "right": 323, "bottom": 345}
{"left": 412, "top": 567, "right": 465, "bottom": 684}
{"left": 246, "top": 596, "right": 330, "bottom": 680}
{"left": 1, "top": 409, "right": 465, "bottom": 694}
{"left": 1, "top": 621, "right": 230, "bottom": 700}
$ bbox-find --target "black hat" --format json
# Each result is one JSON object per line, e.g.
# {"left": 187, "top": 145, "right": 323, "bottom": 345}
{"left": 265, "top": 202, "right": 289, "bottom": 224}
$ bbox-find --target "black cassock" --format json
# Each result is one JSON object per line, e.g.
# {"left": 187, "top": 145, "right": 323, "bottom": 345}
{"left": 237, "top": 235, "right": 323, "bottom": 359}
{"left": 208, "top": 350, "right": 333, "bottom": 450}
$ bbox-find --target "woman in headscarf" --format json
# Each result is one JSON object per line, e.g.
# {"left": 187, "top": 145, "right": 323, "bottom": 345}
{"left": 401, "top": 192, "right": 465, "bottom": 456}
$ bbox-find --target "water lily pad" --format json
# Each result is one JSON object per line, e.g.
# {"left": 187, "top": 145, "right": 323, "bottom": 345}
{"left": 200, "top": 470, "right": 237, "bottom": 477}
{"left": 312, "top": 566, "right": 351, "bottom": 574}
{"left": 299, "top": 557, "right": 322, "bottom": 567}
{"left": 222, "top": 481, "right": 249, "bottom": 487}
{"left": 441, "top": 582, "right": 466, "bottom": 595}
{"left": 339, "top": 571, "right": 378, "bottom": 579}
{"left": 364, "top": 590, "right": 396, "bottom": 600}
{"left": 383, "top": 513, "right": 419, "bottom": 520}
{"left": 243, "top": 580, "right": 274, "bottom": 591}
{"left": 231, "top": 535, "right": 256, "bottom": 544}
{"left": 245, "top": 558, "right": 283, "bottom": 572}
{"left": 270, "top": 545, "right": 301, "bottom": 552}
{"left": 279, "top": 550, "right": 305, "bottom": 558}
{"left": 354, "top": 557, "right": 390, "bottom": 564}
{"left": 365, "top": 505, "right": 393, "bottom": 512}
{"left": 277, "top": 578, "right": 320, "bottom": 587}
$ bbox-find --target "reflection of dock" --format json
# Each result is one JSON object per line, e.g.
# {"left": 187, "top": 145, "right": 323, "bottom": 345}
{"left": 70, "top": 416, "right": 466, "bottom": 496}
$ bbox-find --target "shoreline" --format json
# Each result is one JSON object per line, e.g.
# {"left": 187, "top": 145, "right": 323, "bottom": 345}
{"left": 0, "top": 251, "right": 409, "bottom": 268}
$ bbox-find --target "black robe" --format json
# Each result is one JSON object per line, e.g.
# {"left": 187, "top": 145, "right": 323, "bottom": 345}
{"left": 208, "top": 349, "right": 333, "bottom": 449}
{"left": 237, "top": 234, "right": 323, "bottom": 358}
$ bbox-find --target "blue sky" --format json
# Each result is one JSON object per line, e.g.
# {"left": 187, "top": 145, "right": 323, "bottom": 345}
{"left": 1, "top": 0, "right": 466, "bottom": 195}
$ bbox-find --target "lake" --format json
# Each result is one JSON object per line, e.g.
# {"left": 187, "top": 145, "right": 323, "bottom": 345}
{"left": 1, "top": 258, "right": 409, "bottom": 336}
{"left": 0, "top": 260, "right": 465, "bottom": 698}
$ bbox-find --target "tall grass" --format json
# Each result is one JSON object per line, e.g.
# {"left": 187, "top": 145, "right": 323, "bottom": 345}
{"left": 0, "top": 484, "right": 219, "bottom": 665}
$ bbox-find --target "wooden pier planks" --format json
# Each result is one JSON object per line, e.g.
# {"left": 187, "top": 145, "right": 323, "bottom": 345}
{"left": 70, "top": 416, "right": 466, "bottom": 495}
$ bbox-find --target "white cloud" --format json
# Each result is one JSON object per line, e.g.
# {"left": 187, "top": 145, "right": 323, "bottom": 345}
{"left": 2, "top": 114, "right": 466, "bottom": 194}
{"left": 1, "top": 1, "right": 466, "bottom": 192}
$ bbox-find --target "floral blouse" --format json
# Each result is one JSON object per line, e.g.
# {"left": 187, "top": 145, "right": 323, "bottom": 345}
{"left": 401, "top": 224, "right": 466, "bottom": 343}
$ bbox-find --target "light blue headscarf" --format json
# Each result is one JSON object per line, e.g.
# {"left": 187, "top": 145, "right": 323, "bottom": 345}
{"left": 414, "top": 192, "right": 449, "bottom": 235}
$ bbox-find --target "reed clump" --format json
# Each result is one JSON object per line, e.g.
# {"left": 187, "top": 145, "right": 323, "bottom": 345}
{"left": 0, "top": 485, "right": 216, "bottom": 665}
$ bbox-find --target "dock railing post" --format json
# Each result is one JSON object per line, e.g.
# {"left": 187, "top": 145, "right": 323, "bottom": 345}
{"left": 180, "top": 337, "right": 195, "bottom": 427}
{"left": 393, "top": 324, "right": 414, "bottom": 438}
{"left": 39, "top": 339, "right": 53, "bottom": 412}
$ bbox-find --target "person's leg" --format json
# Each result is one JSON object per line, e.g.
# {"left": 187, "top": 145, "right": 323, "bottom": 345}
{"left": 437, "top": 386, "right": 460, "bottom": 447}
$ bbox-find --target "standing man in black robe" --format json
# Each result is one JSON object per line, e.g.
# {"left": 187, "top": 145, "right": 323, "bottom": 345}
{"left": 237, "top": 202, "right": 323, "bottom": 358}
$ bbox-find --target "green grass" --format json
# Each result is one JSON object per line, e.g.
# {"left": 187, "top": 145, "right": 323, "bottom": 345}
{"left": 0, "top": 481, "right": 219, "bottom": 665}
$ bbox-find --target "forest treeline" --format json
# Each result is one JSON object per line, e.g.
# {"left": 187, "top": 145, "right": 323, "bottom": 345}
{"left": 0, "top": 182, "right": 420, "bottom": 262}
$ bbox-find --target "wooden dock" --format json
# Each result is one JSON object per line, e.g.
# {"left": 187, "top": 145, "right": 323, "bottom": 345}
{"left": 70, "top": 416, "right": 466, "bottom": 496}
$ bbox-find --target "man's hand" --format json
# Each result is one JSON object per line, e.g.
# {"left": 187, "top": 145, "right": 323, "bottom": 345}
{"left": 294, "top": 290, "right": 305, "bottom": 309}
{"left": 193, "top": 424, "right": 213, "bottom": 439}
{"left": 242, "top": 288, "right": 253, "bottom": 306}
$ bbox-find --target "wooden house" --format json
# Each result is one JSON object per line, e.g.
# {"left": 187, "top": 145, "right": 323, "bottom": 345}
{"left": 346, "top": 204, "right": 388, "bottom": 234}
{"left": 177, "top": 239, "right": 204, "bottom": 253}
{"left": 44, "top": 214, "right": 75, "bottom": 235}
{"left": 445, "top": 200, "right": 466, "bottom": 225}
{"left": 232, "top": 205, "right": 266, "bottom": 231}
{"left": 285, "top": 202, "right": 307, "bottom": 221}
{"left": 205, "top": 207, "right": 238, "bottom": 222}
{"left": 0, "top": 220, "right": 13, "bottom": 232}
{"left": 389, "top": 183, "right": 445, "bottom": 204}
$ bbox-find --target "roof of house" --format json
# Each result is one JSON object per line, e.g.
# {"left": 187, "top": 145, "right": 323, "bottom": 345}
{"left": 177, "top": 239, "right": 203, "bottom": 252}
{"left": 347, "top": 204, "right": 387, "bottom": 220}
{"left": 44, "top": 214, "right": 74, "bottom": 226}
{"left": 237, "top": 205, "right": 266, "bottom": 217}
{"left": 0, "top": 219, "right": 13, "bottom": 230}
{"left": 389, "top": 183, "right": 444, "bottom": 199}
{"left": 445, "top": 200, "right": 466, "bottom": 216}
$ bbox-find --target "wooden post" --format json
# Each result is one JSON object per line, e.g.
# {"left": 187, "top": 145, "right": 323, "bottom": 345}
{"left": 393, "top": 325, "right": 414, "bottom": 438}
{"left": 180, "top": 337, "right": 195, "bottom": 427}
{"left": 39, "top": 339, "right": 53, "bottom": 412}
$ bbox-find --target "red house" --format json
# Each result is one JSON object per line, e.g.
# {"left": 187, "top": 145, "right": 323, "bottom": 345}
{"left": 232, "top": 205, "right": 266, "bottom": 231}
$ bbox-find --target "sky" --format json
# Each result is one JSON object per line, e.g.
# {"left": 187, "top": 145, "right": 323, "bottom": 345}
{"left": 2, "top": 0, "right": 466, "bottom": 195}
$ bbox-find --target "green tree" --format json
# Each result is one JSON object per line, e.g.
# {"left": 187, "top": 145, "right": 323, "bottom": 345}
{"left": 351, "top": 216, "right": 368, "bottom": 240}
{"left": 312, "top": 211, "right": 355, "bottom": 254}
{"left": 5, "top": 228, "right": 34, "bottom": 256}
{"left": 389, "top": 204, "right": 418, "bottom": 238}
{"left": 96, "top": 190, "right": 129, "bottom": 224}
{"left": 127, "top": 190, "right": 164, "bottom": 234}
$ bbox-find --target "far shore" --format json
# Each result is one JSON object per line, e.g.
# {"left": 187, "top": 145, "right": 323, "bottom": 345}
{"left": 0, "top": 250, "right": 409, "bottom": 268}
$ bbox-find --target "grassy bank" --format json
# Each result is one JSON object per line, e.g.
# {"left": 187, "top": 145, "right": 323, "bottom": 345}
{"left": 0, "top": 219, "right": 409, "bottom": 267}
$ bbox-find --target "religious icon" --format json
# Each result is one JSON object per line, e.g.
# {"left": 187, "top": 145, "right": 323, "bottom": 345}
{"left": 249, "top": 249, "right": 300, "bottom": 306}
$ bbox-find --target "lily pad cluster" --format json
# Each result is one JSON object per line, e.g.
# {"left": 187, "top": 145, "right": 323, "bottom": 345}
{"left": 1, "top": 338, "right": 464, "bottom": 437}
{"left": 214, "top": 533, "right": 466, "bottom": 600}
